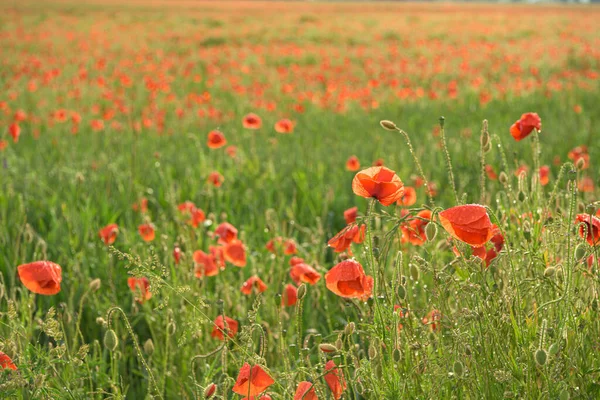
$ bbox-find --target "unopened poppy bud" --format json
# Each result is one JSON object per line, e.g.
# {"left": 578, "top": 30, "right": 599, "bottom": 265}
{"left": 89, "top": 278, "right": 101, "bottom": 292}
{"left": 543, "top": 267, "right": 556, "bottom": 277}
{"left": 380, "top": 120, "right": 397, "bottom": 131}
{"left": 319, "top": 343, "right": 338, "bottom": 353}
{"left": 335, "top": 338, "right": 343, "bottom": 350}
{"left": 439, "top": 116, "right": 445, "bottom": 129}
{"left": 344, "top": 322, "right": 355, "bottom": 335}
{"left": 409, "top": 264, "right": 420, "bottom": 281}
{"left": 167, "top": 322, "right": 176, "bottom": 335}
{"left": 392, "top": 348, "right": 401, "bottom": 362}
{"left": 397, "top": 285, "right": 406, "bottom": 300}
{"left": 482, "top": 140, "right": 492, "bottom": 153}
{"left": 425, "top": 222, "right": 438, "bottom": 241}
{"left": 453, "top": 361, "right": 464, "bottom": 377}
{"left": 586, "top": 204, "right": 596, "bottom": 214}
{"left": 144, "top": 339, "right": 154, "bottom": 355}
{"left": 297, "top": 284, "right": 307, "bottom": 300}
{"left": 576, "top": 157, "right": 586, "bottom": 170}
{"left": 480, "top": 130, "right": 490, "bottom": 149}
{"left": 559, "top": 389, "right": 570, "bottom": 400}
{"left": 204, "top": 383, "right": 217, "bottom": 398}
{"left": 104, "top": 329, "right": 118, "bottom": 351}
{"left": 535, "top": 349, "right": 547, "bottom": 366}
{"left": 96, "top": 317, "right": 106, "bottom": 325}
{"left": 368, "top": 344, "right": 377, "bottom": 359}
{"left": 518, "top": 191, "right": 526, "bottom": 202}
{"left": 499, "top": 172, "right": 509, "bottom": 185}
{"left": 575, "top": 243, "right": 587, "bottom": 260}
{"left": 548, "top": 343, "right": 559, "bottom": 356}
{"left": 577, "top": 202, "right": 585, "bottom": 213}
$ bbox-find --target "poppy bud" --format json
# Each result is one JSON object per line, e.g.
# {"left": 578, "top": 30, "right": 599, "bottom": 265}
{"left": 96, "top": 317, "right": 106, "bottom": 325}
{"left": 335, "top": 338, "right": 343, "bottom": 350}
{"left": 482, "top": 140, "right": 492, "bottom": 154}
{"left": 380, "top": 120, "right": 397, "bottom": 131}
{"left": 89, "top": 278, "right": 101, "bottom": 292}
{"left": 439, "top": 116, "right": 445, "bottom": 129}
{"left": 397, "top": 285, "right": 406, "bottom": 300}
{"left": 204, "top": 383, "right": 217, "bottom": 398}
{"left": 319, "top": 343, "right": 338, "bottom": 353}
{"left": 576, "top": 157, "right": 586, "bottom": 170}
{"left": 535, "top": 349, "right": 547, "bottom": 366}
{"left": 104, "top": 329, "right": 118, "bottom": 351}
{"left": 368, "top": 344, "right": 377, "bottom": 359}
{"left": 480, "top": 129, "right": 490, "bottom": 149}
{"left": 548, "top": 343, "right": 559, "bottom": 356}
{"left": 344, "top": 322, "right": 355, "bottom": 335}
{"left": 518, "top": 191, "right": 526, "bottom": 203}
{"left": 167, "top": 322, "right": 177, "bottom": 335}
{"left": 453, "top": 361, "right": 464, "bottom": 377}
{"left": 543, "top": 267, "right": 556, "bottom": 277}
{"left": 392, "top": 348, "right": 401, "bottom": 362}
{"left": 425, "top": 222, "right": 438, "bottom": 241}
{"left": 559, "top": 389, "right": 570, "bottom": 400}
{"left": 144, "top": 339, "right": 154, "bottom": 355}
{"left": 578, "top": 202, "right": 586, "bottom": 213}
{"left": 575, "top": 243, "right": 587, "bottom": 261}
{"left": 409, "top": 264, "right": 420, "bottom": 281}
{"left": 297, "top": 284, "right": 307, "bottom": 300}
{"left": 499, "top": 172, "right": 509, "bottom": 185}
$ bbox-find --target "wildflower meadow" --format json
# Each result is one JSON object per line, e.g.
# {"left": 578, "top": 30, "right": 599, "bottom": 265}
{"left": 1, "top": 1, "right": 599, "bottom": 399}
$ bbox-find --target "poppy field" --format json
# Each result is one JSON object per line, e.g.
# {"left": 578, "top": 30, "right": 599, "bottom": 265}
{"left": 1, "top": 1, "right": 600, "bottom": 399}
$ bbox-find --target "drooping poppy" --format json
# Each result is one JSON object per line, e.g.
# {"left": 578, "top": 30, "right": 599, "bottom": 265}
{"left": 325, "top": 259, "right": 373, "bottom": 301}
{"left": 99, "top": 223, "right": 119, "bottom": 245}
{"left": 138, "top": 223, "right": 156, "bottom": 242}
{"left": 208, "top": 171, "right": 224, "bottom": 187}
{"left": 282, "top": 284, "right": 298, "bottom": 307}
{"left": 0, "top": 351, "right": 17, "bottom": 370}
{"left": 327, "top": 224, "right": 365, "bottom": 253}
{"left": 398, "top": 186, "right": 417, "bottom": 206}
{"left": 539, "top": 166, "right": 550, "bottom": 186}
{"left": 439, "top": 204, "right": 493, "bottom": 247}
{"left": 509, "top": 112, "right": 541, "bottom": 141}
{"left": 324, "top": 360, "right": 346, "bottom": 400}
{"left": 290, "top": 263, "right": 321, "bottom": 285}
{"left": 232, "top": 363, "right": 275, "bottom": 397}
{"left": 242, "top": 113, "right": 262, "bottom": 130}
{"left": 241, "top": 275, "right": 268, "bottom": 295}
{"left": 215, "top": 222, "right": 238, "bottom": 245}
{"left": 352, "top": 166, "right": 405, "bottom": 207}
{"left": 576, "top": 214, "right": 600, "bottom": 246}
{"left": 193, "top": 250, "right": 219, "bottom": 277}
{"left": 127, "top": 277, "right": 152, "bottom": 303}
{"left": 294, "top": 381, "right": 318, "bottom": 400}
{"left": 401, "top": 210, "right": 432, "bottom": 246}
{"left": 211, "top": 315, "right": 239, "bottom": 341}
{"left": 343, "top": 207, "right": 358, "bottom": 224}
{"left": 173, "top": 247, "right": 182, "bottom": 265}
{"left": 275, "top": 119, "right": 294, "bottom": 134}
{"left": 207, "top": 130, "right": 227, "bottom": 149}
{"left": 9, "top": 123, "right": 20, "bottom": 143}
{"left": 224, "top": 240, "right": 246, "bottom": 267}
{"left": 17, "top": 261, "right": 62, "bottom": 295}
{"left": 345, "top": 155, "right": 360, "bottom": 171}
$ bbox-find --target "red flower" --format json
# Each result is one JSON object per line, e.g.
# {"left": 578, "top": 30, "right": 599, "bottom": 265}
{"left": 194, "top": 250, "right": 219, "bottom": 277}
{"left": 539, "top": 166, "right": 550, "bottom": 186}
{"left": 18, "top": 261, "right": 62, "bottom": 295}
{"left": 189, "top": 208, "right": 206, "bottom": 228}
{"left": 138, "top": 223, "right": 156, "bottom": 242}
{"left": 325, "top": 259, "right": 373, "bottom": 301}
{"left": 243, "top": 113, "right": 262, "bottom": 130}
{"left": 207, "top": 130, "right": 227, "bottom": 149}
{"left": 282, "top": 284, "right": 298, "bottom": 307}
{"left": 343, "top": 207, "right": 358, "bottom": 224}
{"left": 439, "top": 204, "right": 493, "bottom": 247}
{"left": 127, "top": 277, "right": 152, "bottom": 303}
{"left": 290, "top": 263, "right": 321, "bottom": 285}
{"left": 294, "top": 381, "right": 318, "bottom": 400}
{"left": 510, "top": 112, "right": 541, "bottom": 141}
{"left": 241, "top": 275, "right": 268, "bottom": 295}
{"left": 485, "top": 165, "right": 498, "bottom": 180}
{"left": 224, "top": 240, "right": 246, "bottom": 267}
{"left": 208, "top": 171, "right": 224, "bottom": 187}
{"left": 173, "top": 247, "right": 182, "bottom": 265}
{"left": 0, "top": 139, "right": 7, "bottom": 151}
{"left": 275, "top": 119, "right": 294, "bottom": 134}
{"left": 398, "top": 186, "right": 417, "bottom": 206}
{"left": 211, "top": 315, "right": 239, "bottom": 341}
{"left": 568, "top": 146, "right": 589, "bottom": 169}
{"left": 324, "top": 360, "right": 346, "bottom": 400}
{"left": 576, "top": 214, "right": 600, "bottom": 246}
{"left": 284, "top": 239, "right": 298, "bottom": 255}
{"left": 177, "top": 201, "right": 196, "bottom": 213}
{"left": 422, "top": 309, "right": 442, "bottom": 332}
{"left": 232, "top": 363, "right": 275, "bottom": 397}
{"left": 345, "top": 155, "right": 360, "bottom": 171}
{"left": 352, "top": 166, "right": 405, "bottom": 207}
{"left": 132, "top": 198, "right": 148, "bottom": 213}
{"left": 401, "top": 210, "right": 432, "bottom": 246}
{"left": 99, "top": 223, "right": 119, "bottom": 245}
{"left": 327, "top": 224, "right": 365, "bottom": 253}
{"left": 215, "top": 222, "right": 238, "bottom": 244}
{"left": 9, "top": 123, "right": 20, "bottom": 143}
{"left": 0, "top": 351, "right": 17, "bottom": 370}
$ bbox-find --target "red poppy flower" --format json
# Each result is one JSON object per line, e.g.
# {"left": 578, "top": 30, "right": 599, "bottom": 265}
{"left": 177, "top": 201, "right": 196, "bottom": 213}
{"left": 343, "top": 207, "right": 358, "bottom": 224}
{"left": 345, "top": 155, "right": 360, "bottom": 171}
{"left": 510, "top": 112, "right": 541, "bottom": 141}
{"left": 232, "top": 363, "right": 275, "bottom": 397}
{"left": 18, "top": 261, "right": 62, "bottom": 295}
{"left": 210, "top": 245, "right": 226, "bottom": 269}
{"left": 398, "top": 186, "right": 417, "bottom": 206}
{"left": 0, "top": 351, "right": 17, "bottom": 370}
{"left": 284, "top": 239, "right": 297, "bottom": 255}
{"left": 127, "top": 277, "right": 152, "bottom": 303}
{"left": 211, "top": 315, "right": 239, "bottom": 341}
{"left": 422, "top": 309, "right": 442, "bottom": 332}
{"left": 226, "top": 145, "right": 237, "bottom": 158}
{"left": 132, "top": 198, "right": 148, "bottom": 213}
{"left": 352, "top": 167, "right": 405, "bottom": 207}
{"left": 173, "top": 247, "right": 182, "bottom": 265}
{"left": 568, "top": 146, "right": 589, "bottom": 169}
{"left": 194, "top": 250, "right": 219, "bottom": 277}
{"left": 485, "top": 165, "right": 498, "bottom": 180}
{"left": 189, "top": 208, "right": 206, "bottom": 228}
{"left": 208, "top": 171, "right": 224, "bottom": 187}
{"left": 0, "top": 139, "right": 7, "bottom": 151}
{"left": 372, "top": 158, "right": 384, "bottom": 167}
{"left": 578, "top": 177, "right": 594, "bottom": 193}
{"left": 9, "top": 123, "right": 20, "bottom": 143}
{"left": 99, "top": 223, "right": 119, "bottom": 245}
{"left": 224, "top": 240, "right": 246, "bottom": 267}
{"left": 324, "top": 360, "right": 346, "bottom": 400}
{"left": 394, "top": 305, "right": 409, "bottom": 331}
{"left": 207, "top": 130, "right": 227, "bottom": 149}
{"left": 290, "top": 257, "right": 305, "bottom": 266}
{"left": 138, "top": 223, "right": 156, "bottom": 242}
{"left": 14, "top": 109, "right": 27, "bottom": 122}
{"left": 241, "top": 275, "right": 268, "bottom": 295}
{"left": 275, "top": 119, "right": 294, "bottom": 134}
{"left": 294, "top": 381, "right": 318, "bottom": 400}
{"left": 401, "top": 210, "right": 432, "bottom": 246}
{"left": 539, "top": 166, "right": 550, "bottom": 186}
{"left": 576, "top": 214, "right": 600, "bottom": 246}
{"left": 282, "top": 284, "right": 298, "bottom": 307}
{"left": 439, "top": 204, "right": 493, "bottom": 247}
{"left": 243, "top": 113, "right": 262, "bottom": 130}
{"left": 325, "top": 259, "right": 373, "bottom": 301}
{"left": 290, "top": 263, "right": 321, "bottom": 285}
{"left": 215, "top": 222, "right": 238, "bottom": 245}
{"left": 328, "top": 224, "right": 365, "bottom": 253}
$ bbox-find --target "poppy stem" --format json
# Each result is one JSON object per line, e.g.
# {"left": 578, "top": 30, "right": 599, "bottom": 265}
{"left": 395, "top": 127, "right": 435, "bottom": 207}
{"left": 438, "top": 117, "right": 459, "bottom": 205}
{"left": 365, "top": 198, "right": 387, "bottom": 341}
{"left": 479, "top": 120, "right": 489, "bottom": 204}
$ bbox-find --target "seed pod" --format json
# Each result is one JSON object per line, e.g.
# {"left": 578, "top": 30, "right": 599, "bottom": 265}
{"left": 380, "top": 120, "right": 397, "bottom": 131}
{"left": 535, "top": 349, "right": 547, "bottom": 366}
{"left": 319, "top": 343, "right": 338, "bottom": 353}
{"left": 89, "top": 278, "right": 101, "bottom": 292}
{"left": 144, "top": 339, "right": 154, "bottom": 356}
{"left": 453, "top": 361, "right": 464, "bottom": 377}
{"left": 575, "top": 243, "right": 587, "bottom": 261}
{"left": 409, "top": 264, "right": 420, "bottom": 281}
{"left": 425, "top": 222, "right": 438, "bottom": 241}
{"left": 204, "top": 383, "right": 217, "bottom": 398}
{"left": 397, "top": 285, "right": 407, "bottom": 300}
{"left": 544, "top": 267, "right": 556, "bottom": 277}
{"left": 104, "top": 329, "right": 118, "bottom": 351}
{"left": 297, "top": 284, "right": 307, "bottom": 300}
